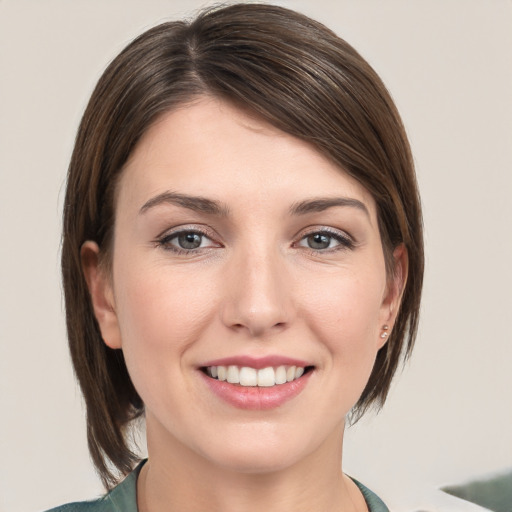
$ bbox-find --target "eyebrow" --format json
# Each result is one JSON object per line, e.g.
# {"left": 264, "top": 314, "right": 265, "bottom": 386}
{"left": 140, "top": 191, "right": 369, "bottom": 218}
{"left": 289, "top": 197, "right": 370, "bottom": 217}
{"left": 139, "top": 191, "right": 231, "bottom": 216}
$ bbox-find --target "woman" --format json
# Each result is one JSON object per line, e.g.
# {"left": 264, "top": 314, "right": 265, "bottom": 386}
{"left": 50, "top": 3, "right": 423, "bottom": 511}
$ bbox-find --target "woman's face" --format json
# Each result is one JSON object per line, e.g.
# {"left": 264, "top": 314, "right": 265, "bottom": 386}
{"left": 85, "top": 98, "right": 403, "bottom": 473}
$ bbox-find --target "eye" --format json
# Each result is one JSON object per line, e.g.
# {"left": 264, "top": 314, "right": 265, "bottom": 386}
{"left": 297, "top": 229, "right": 354, "bottom": 251}
{"left": 175, "top": 232, "right": 204, "bottom": 250}
{"left": 157, "top": 229, "right": 218, "bottom": 253}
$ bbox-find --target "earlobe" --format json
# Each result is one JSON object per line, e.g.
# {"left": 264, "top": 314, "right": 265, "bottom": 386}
{"left": 81, "top": 241, "right": 122, "bottom": 349}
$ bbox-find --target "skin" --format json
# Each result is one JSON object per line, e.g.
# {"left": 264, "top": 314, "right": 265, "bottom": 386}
{"left": 82, "top": 98, "right": 407, "bottom": 512}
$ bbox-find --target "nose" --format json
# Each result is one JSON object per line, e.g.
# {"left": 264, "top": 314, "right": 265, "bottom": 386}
{"left": 220, "top": 245, "right": 293, "bottom": 338}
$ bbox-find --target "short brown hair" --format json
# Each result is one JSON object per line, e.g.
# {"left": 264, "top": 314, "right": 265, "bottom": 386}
{"left": 62, "top": 3, "right": 423, "bottom": 488}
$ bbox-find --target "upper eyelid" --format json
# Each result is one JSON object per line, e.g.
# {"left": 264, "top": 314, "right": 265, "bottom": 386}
{"left": 156, "top": 224, "right": 217, "bottom": 241}
{"left": 296, "top": 226, "right": 354, "bottom": 241}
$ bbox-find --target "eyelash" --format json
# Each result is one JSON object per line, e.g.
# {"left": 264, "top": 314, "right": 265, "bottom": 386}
{"left": 295, "top": 228, "right": 355, "bottom": 253}
{"left": 155, "top": 227, "right": 355, "bottom": 255}
{"left": 155, "top": 227, "right": 218, "bottom": 256}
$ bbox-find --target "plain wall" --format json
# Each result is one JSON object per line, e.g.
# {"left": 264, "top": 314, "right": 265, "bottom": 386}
{"left": 1, "top": 1, "right": 511, "bottom": 511}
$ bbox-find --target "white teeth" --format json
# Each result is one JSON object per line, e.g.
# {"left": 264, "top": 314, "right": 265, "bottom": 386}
{"left": 257, "top": 367, "right": 275, "bottom": 387}
{"left": 275, "top": 366, "right": 287, "bottom": 385}
{"left": 206, "top": 364, "right": 308, "bottom": 387}
{"left": 217, "top": 366, "right": 227, "bottom": 381}
{"left": 226, "top": 365, "right": 239, "bottom": 384}
{"left": 239, "top": 366, "right": 258, "bottom": 386}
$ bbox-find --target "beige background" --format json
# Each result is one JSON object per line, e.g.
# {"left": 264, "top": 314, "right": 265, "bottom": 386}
{"left": 1, "top": 1, "right": 511, "bottom": 511}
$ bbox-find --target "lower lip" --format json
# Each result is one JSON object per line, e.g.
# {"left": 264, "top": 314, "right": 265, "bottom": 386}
{"left": 200, "top": 371, "right": 312, "bottom": 410}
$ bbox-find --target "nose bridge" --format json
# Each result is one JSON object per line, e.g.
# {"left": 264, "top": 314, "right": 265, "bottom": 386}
{"left": 221, "top": 236, "right": 291, "bottom": 336}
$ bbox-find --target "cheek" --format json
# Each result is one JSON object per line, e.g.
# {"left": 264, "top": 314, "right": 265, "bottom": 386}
{"left": 110, "top": 263, "right": 227, "bottom": 428}
{"left": 299, "top": 267, "right": 386, "bottom": 371}
{"left": 303, "top": 270, "right": 384, "bottom": 331}
{"left": 111, "top": 260, "right": 220, "bottom": 387}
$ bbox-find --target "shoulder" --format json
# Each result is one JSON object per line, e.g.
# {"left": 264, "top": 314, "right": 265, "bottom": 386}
{"left": 351, "top": 478, "right": 390, "bottom": 512}
{"left": 44, "top": 461, "right": 144, "bottom": 512}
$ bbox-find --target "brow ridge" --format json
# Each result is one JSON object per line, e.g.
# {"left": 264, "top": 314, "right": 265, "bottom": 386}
{"left": 289, "top": 197, "right": 369, "bottom": 217}
{"left": 140, "top": 192, "right": 368, "bottom": 218}
{"left": 139, "top": 191, "right": 230, "bottom": 216}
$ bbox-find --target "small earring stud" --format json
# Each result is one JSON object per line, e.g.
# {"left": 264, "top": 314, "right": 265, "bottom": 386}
{"left": 380, "top": 325, "right": 389, "bottom": 339}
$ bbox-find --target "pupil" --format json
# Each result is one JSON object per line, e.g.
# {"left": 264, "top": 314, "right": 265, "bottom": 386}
{"left": 308, "top": 233, "right": 330, "bottom": 249}
{"left": 179, "top": 232, "right": 201, "bottom": 249}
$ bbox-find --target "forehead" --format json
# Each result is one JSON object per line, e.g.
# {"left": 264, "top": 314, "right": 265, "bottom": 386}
{"left": 117, "top": 98, "right": 377, "bottom": 220}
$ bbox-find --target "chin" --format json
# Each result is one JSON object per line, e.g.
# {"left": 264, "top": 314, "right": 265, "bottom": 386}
{"left": 210, "top": 448, "right": 303, "bottom": 475}
{"left": 194, "top": 425, "right": 323, "bottom": 476}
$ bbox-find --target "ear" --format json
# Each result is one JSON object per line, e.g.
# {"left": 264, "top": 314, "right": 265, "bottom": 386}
{"left": 378, "top": 244, "right": 408, "bottom": 348}
{"left": 81, "top": 241, "right": 122, "bottom": 349}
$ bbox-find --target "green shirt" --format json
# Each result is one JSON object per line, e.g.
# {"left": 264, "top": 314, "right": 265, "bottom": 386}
{"left": 46, "top": 462, "right": 389, "bottom": 512}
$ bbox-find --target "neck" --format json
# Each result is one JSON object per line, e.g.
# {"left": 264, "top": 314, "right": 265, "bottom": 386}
{"left": 137, "top": 416, "right": 367, "bottom": 512}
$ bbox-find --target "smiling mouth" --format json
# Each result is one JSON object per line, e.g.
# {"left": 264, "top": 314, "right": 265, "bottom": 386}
{"left": 202, "top": 365, "right": 314, "bottom": 387}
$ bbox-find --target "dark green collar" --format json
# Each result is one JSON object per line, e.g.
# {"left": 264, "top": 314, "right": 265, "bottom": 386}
{"left": 47, "top": 460, "right": 389, "bottom": 512}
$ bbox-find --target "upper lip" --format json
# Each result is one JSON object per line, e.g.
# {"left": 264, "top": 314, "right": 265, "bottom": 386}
{"left": 200, "top": 355, "right": 311, "bottom": 370}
